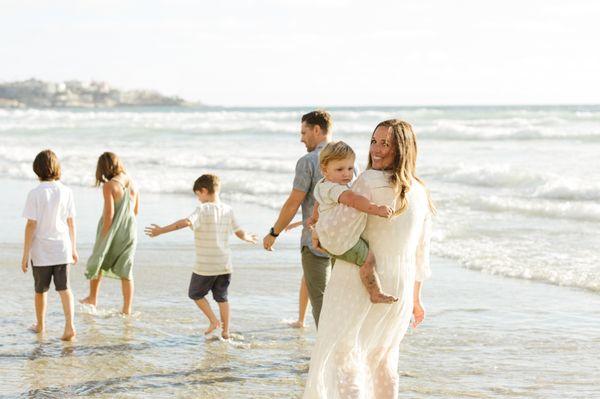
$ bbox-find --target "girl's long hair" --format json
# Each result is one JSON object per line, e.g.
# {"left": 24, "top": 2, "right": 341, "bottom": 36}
{"left": 367, "top": 119, "right": 436, "bottom": 216}
{"left": 95, "top": 152, "right": 125, "bottom": 186}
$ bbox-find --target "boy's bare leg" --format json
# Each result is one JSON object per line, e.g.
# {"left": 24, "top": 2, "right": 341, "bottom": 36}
{"left": 290, "top": 276, "right": 308, "bottom": 328}
{"left": 121, "top": 278, "right": 134, "bottom": 315}
{"left": 359, "top": 252, "right": 398, "bottom": 304}
{"left": 32, "top": 292, "right": 47, "bottom": 333}
{"left": 79, "top": 276, "right": 102, "bottom": 306}
{"left": 58, "top": 289, "right": 76, "bottom": 341}
{"left": 194, "top": 298, "right": 220, "bottom": 334}
{"left": 217, "top": 301, "right": 230, "bottom": 339}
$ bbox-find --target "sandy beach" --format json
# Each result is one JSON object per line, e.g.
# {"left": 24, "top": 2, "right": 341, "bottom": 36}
{"left": 1, "top": 180, "right": 599, "bottom": 398}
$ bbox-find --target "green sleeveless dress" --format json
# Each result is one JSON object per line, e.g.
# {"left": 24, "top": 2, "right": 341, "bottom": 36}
{"left": 85, "top": 180, "right": 137, "bottom": 280}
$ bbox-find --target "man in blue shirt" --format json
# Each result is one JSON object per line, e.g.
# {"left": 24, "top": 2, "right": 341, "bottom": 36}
{"left": 263, "top": 110, "right": 333, "bottom": 327}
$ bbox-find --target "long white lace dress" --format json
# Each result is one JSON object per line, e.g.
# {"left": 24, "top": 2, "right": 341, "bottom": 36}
{"left": 303, "top": 169, "right": 432, "bottom": 399}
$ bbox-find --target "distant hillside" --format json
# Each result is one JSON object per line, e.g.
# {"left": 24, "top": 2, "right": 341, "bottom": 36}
{"left": 0, "top": 79, "right": 198, "bottom": 108}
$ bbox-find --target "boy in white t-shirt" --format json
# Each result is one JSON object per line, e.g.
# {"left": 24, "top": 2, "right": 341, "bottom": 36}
{"left": 145, "top": 174, "right": 257, "bottom": 340}
{"left": 21, "top": 150, "right": 77, "bottom": 341}
{"left": 311, "top": 141, "right": 398, "bottom": 304}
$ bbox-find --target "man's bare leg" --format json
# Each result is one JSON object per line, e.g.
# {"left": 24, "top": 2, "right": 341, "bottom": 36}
{"left": 121, "top": 278, "right": 134, "bottom": 315}
{"left": 31, "top": 292, "right": 47, "bottom": 333}
{"left": 217, "top": 301, "right": 230, "bottom": 339}
{"left": 290, "top": 276, "right": 309, "bottom": 328}
{"left": 79, "top": 275, "right": 102, "bottom": 307}
{"left": 194, "top": 298, "right": 220, "bottom": 334}
{"left": 58, "top": 289, "right": 76, "bottom": 341}
{"left": 359, "top": 252, "right": 397, "bottom": 304}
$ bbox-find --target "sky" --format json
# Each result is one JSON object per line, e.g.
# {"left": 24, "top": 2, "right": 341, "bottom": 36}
{"left": 1, "top": 0, "right": 599, "bottom": 106}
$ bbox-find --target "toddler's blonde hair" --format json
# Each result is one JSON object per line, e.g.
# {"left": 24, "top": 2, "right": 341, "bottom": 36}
{"left": 319, "top": 141, "right": 355, "bottom": 168}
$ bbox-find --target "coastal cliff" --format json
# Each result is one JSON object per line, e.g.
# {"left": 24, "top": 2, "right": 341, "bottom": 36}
{"left": 0, "top": 79, "right": 195, "bottom": 108}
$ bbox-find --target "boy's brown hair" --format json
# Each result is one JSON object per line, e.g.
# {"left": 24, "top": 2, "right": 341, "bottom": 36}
{"left": 319, "top": 141, "right": 355, "bottom": 169}
{"left": 193, "top": 174, "right": 220, "bottom": 194}
{"left": 33, "top": 149, "right": 61, "bottom": 181}
{"left": 95, "top": 152, "right": 126, "bottom": 186}
{"left": 301, "top": 109, "right": 332, "bottom": 133}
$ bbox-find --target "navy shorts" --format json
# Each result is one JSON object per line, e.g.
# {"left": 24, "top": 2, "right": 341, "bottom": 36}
{"left": 188, "top": 273, "right": 231, "bottom": 302}
{"left": 32, "top": 264, "right": 69, "bottom": 293}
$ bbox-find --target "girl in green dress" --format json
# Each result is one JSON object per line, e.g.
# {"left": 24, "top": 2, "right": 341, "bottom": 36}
{"left": 80, "top": 152, "right": 139, "bottom": 315}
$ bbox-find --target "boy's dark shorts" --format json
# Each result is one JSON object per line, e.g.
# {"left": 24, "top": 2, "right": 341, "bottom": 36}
{"left": 188, "top": 273, "right": 231, "bottom": 302}
{"left": 332, "top": 237, "right": 370, "bottom": 267}
{"left": 32, "top": 264, "right": 69, "bottom": 293}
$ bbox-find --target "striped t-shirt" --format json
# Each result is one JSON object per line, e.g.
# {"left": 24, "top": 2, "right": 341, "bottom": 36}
{"left": 187, "top": 202, "right": 241, "bottom": 276}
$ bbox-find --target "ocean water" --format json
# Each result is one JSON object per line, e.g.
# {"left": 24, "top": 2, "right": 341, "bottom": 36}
{"left": 1, "top": 106, "right": 599, "bottom": 398}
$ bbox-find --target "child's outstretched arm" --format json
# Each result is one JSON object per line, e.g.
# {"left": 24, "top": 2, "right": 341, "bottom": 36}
{"left": 235, "top": 229, "right": 258, "bottom": 244}
{"left": 145, "top": 218, "right": 191, "bottom": 238}
{"left": 284, "top": 221, "right": 303, "bottom": 231}
{"left": 338, "top": 191, "right": 393, "bottom": 218}
{"left": 21, "top": 219, "right": 36, "bottom": 273}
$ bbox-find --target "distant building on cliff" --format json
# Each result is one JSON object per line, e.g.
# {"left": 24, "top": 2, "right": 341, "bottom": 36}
{"left": 0, "top": 79, "right": 195, "bottom": 108}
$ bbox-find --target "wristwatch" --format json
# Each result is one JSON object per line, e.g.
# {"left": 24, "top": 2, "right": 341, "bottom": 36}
{"left": 269, "top": 227, "right": 279, "bottom": 238}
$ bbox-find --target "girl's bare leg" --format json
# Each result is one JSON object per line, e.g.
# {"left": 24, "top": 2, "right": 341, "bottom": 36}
{"left": 121, "top": 278, "right": 134, "bottom": 315}
{"left": 79, "top": 275, "right": 102, "bottom": 306}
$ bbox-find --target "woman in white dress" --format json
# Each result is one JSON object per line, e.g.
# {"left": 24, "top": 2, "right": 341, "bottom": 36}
{"left": 303, "top": 119, "right": 435, "bottom": 399}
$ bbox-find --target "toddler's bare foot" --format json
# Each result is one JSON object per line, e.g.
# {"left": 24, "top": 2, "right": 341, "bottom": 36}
{"left": 288, "top": 320, "right": 305, "bottom": 329}
{"left": 79, "top": 296, "right": 96, "bottom": 307}
{"left": 61, "top": 327, "right": 77, "bottom": 341}
{"left": 221, "top": 331, "right": 230, "bottom": 340}
{"left": 369, "top": 291, "right": 398, "bottom": 304}
{"left": 28, "top": 324, "right": 44, "bottom": 334}
{"left": 204, "top": 320, "right": 220, "bottom": 335}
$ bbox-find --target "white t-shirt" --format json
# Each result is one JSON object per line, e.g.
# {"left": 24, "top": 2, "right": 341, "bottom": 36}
{"left": 22, "top": 181, "right": 76, "bottom": 266}
{"left": 313, "top": 178, "right": 367, "bottom": 255}
{"left": 187, "top": 202, "right": 241, "bottom": 276}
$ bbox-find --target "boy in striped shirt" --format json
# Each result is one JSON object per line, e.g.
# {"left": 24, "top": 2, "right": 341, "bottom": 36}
{"left": 145, "top": 174, "right": 257, "bottom": 339}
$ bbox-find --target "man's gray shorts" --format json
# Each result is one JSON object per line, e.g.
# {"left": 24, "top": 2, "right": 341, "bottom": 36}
{"left": 32, "top": 264, "right": 69, "bottom": 293}
{"left": 188, "top": 272, "right": 231, "bottom": 302}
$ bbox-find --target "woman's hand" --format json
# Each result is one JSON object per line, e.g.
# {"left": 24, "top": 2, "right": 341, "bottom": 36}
{"left": 411, "top": 301, "right": 425, "bottom": 328}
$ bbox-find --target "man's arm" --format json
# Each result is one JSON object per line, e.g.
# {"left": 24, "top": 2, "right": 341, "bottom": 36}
{"left": 263, "top": 189, "right": 307, "bottom": 251}
{"left": 145, "top": 218, "right": 192, "bottom": 237}
{"left": 338, "top": 191, "right": 393, "bottom": 218}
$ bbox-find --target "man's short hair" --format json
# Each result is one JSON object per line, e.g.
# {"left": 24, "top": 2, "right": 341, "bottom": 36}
{"left": 33, "top": 149, "right": 61, "bottom": 181}
{"left": 193, "top": 174, "right": 220, "bottom": 194}
{"left": 301, "top": 110, "right": 332, "bottom": 133}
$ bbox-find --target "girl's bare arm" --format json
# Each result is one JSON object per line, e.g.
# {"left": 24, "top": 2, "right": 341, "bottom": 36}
{"left": 101, "top": 183, "right": 115, "bottom": 236}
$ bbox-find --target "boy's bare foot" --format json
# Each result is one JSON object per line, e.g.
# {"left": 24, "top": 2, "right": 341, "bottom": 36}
{"left": 79, "top": 296, "right": 96, "bottom": 307}
{"left": 288, "top": 320, "right": 305, "bottom": 329}
{"left": 205, "top": 320, "right": 220, "bottom": 335}
{"left": 369, "top": 291, "right": 398, "bottom": 304}
{"left": 28, "top": 324, "right": 44, "bottom": 334}
{"left": 61, "top": 328, "right": 77, "bottom": 341}
{"left": 221, "top": 331, "right": 230, "bottom": 340}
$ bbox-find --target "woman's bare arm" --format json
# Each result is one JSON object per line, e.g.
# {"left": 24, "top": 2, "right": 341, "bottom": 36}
{"left": 100, "top": 183, "right": 115, "bottom": 237}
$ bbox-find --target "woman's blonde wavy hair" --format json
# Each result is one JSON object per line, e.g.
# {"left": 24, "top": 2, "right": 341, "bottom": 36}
{"left": 367, "top": 119, "right": 436, "bottom": 216}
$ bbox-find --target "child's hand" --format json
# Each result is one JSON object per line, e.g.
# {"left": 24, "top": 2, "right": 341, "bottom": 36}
{"left": 310, "top": 226, "right": 326, "bottom": 253}
{"left": 21, "top": 256, "right": 28, "bottom": 273}
{"left": 144, "top": 224, "right": 163, "bottom": 238}
{"left": 72, "top": 248, "right": 79, "bottom": 265}
{"left": 245, "top": 233, "right": 258, "bottom": 244}
{"left": 377, "top": 205, "right": 394, "bottom": 218}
